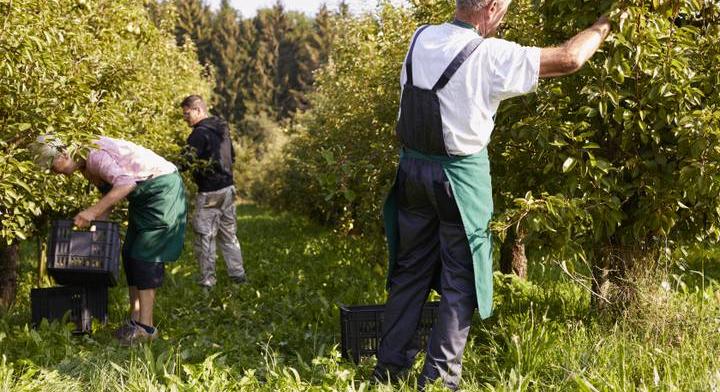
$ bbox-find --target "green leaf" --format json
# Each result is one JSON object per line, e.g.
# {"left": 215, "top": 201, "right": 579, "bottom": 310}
{"left": 562, "top": 157, "right": 576, "bottom": 173}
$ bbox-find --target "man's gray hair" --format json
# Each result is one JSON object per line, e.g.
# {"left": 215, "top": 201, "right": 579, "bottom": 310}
{"left": 31, "top": 134, "right": 65, "bottom": 170}
{"left": 456, "top": 0, "right": 508, "bottom": 12}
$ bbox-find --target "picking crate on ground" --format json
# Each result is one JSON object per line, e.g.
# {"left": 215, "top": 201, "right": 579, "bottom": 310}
{"left": 31, "top": 285, "right": 109, "bottom": 334}
{"left": 48, "top": 220, "right": 120, "bottom": 286}
{"left": 339, "top": 301, "right": 440, "bottom": 363}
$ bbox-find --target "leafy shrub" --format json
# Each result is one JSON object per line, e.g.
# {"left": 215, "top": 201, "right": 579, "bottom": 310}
{"left": 0, "top": 0, "right": 211, "bottom": 244}
{"left": 270, "top": 0, "right": 720, "bottom": 303}
{"left": 266, "top": 4, "right": 416, "bottom": 232}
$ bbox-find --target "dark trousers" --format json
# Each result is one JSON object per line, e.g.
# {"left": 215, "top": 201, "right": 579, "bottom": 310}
{"left": 377, "top": 157, "right": 477, "bottom": 390}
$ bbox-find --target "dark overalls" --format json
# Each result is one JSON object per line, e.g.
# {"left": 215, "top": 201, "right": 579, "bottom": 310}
{"left": 377, "top": 24, "right": 493, "bottom": 390}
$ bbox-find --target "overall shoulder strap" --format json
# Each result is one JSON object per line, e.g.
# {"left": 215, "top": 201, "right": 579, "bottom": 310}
{"left": 432, "top": 37, "right": 483, "bottom": 91}
{"left": 405, "top": 25, "right": 430, "bottom": 87}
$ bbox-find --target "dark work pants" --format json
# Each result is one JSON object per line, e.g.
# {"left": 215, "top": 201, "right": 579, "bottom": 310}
{"left": 377, "top": 157, "right": 477, "bottom": 390}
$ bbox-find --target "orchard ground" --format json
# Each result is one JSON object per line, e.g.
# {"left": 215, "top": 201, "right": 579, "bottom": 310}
{"left": 1, "top": 204, "right": 720, "bottom": 391}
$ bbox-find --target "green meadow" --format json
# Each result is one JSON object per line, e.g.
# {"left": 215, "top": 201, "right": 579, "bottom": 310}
{"left": 1, "top": 204, "right": 719, "bottom": 391}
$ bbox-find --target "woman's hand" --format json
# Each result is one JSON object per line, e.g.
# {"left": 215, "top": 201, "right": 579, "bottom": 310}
{"left": 74, "top": 208, "right": 97, "bottom": 228}
{"left": 75, "top": 183, "right": 135, "bottom": 228}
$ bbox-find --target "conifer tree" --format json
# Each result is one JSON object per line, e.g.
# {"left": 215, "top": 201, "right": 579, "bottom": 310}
{"left": 210, "top": 0, "right": 247, "bottom": 124}
{"left": 280, "top": 12, "right": 321, "bottom": 117}
{"left": 313, "top": 3, "right": 334, "bottom": 65}
{"left": 337, "top": 0, "right": 350, "bottom": 19}
{"left": 175, "top": 0, "right": 213, "bottom": 65}
{"left": 242, "top": 6, "right": 280, "bottom": 118}
{"left": 269, "top": 1, "right": 289, "bottom": 117}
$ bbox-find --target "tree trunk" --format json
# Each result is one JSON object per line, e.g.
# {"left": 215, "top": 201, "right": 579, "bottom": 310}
{"left": 37, "top": 232, "right": 48, "bottom": 287}
{"left": 36, "top": 215, "right": 49, "bottom": 287}
{"left": 0, "top": 242, "right": 19, "bottom": 311}
{"left": 500, "top": 227, "right": 527, "bottom": 279}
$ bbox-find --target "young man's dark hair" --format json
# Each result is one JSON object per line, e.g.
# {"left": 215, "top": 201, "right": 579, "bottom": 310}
{"left": 180, "top": 95, "right": 207, "bottom": 111}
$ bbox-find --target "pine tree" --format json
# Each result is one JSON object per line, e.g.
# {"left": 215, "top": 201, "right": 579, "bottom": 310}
{"left": 242, "top": 5, "right": 281, "bottom": 118}
{"left": 337, "top": 0, "right": 350, "bottom": 19}
{"left": 269, "top": 1, "right": 289, "bottom": 118}
{"left": 171, "top": 0, "right": 340, "bottom": 124}
{"left": 279, "top": 12, "right": 320, "bottom": 117}
{"left": 210, "top": 0, "right": 247, "bottom": 124}
{"left": 313, "top": 3, "right": 334, "bottom": 65}
{"left": 175, "top": 0, "right": 213, "bottom": 65}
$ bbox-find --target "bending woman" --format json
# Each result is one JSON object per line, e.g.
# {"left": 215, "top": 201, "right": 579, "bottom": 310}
{"left": 35, "top": 136, "right": 187, "bottom": 345}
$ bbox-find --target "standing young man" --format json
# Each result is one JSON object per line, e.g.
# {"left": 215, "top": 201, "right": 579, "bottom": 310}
{"left": 34, "top": 136, "right": 187, "bottom": 345}
{"left": 180, "top": 95, "right": 247, "bottom": 289}
{"left": 376, "top": 0, "right": 611, "bottom": 389}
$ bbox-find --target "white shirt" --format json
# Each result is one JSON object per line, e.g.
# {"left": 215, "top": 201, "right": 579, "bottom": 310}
{"left": 399, "top": 23, "right": 541, "bottom": 155}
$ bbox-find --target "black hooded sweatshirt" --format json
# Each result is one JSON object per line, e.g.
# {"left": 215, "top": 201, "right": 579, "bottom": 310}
{"left": 182, "top": 116, "right": 235, "bottom": 192}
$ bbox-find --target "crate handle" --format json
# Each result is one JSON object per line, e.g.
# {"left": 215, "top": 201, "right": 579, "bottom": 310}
{"left": 71, "top": 223, "right": 97, "bottom": 232}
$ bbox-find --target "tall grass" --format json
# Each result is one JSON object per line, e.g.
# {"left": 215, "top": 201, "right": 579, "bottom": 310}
{"left": 1, "top": 204, "right": 719, "bottom": 391}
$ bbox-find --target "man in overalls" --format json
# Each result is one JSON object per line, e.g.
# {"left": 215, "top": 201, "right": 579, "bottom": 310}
{"left": 376, "top": 0, "right": 611, "bottom": 389}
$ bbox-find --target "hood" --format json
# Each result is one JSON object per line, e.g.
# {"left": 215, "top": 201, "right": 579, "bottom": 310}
{"left": 194, "top": 116, "right": 227, "bottom": 137}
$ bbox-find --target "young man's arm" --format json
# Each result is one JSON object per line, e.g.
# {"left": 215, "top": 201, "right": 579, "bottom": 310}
{"left": 539, "top": 16, "right": 611, "bottom": 78}
{"left": 178, "top": 130, "right": 209, "bottom": 171}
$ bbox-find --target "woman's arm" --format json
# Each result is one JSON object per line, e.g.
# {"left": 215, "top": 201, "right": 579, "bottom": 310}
{"left": 74, "top": 184, "right": 135, "bottom": 227}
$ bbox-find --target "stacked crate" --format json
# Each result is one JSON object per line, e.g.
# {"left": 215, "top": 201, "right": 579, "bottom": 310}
{"left": 31, "top": 220, "right": 120, "bottom": 334}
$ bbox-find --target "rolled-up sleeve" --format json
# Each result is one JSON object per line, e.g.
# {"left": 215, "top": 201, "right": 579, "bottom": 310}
{"left": 487, "top": 38, "right": 541, "bottom": 101}
{"left": 87, "top": 150, "right": 135, "bottom": 187}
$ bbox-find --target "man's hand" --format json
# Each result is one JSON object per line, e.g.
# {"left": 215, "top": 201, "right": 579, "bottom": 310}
{"left": 74, "top": 208, "right": 98, "bottom": 228}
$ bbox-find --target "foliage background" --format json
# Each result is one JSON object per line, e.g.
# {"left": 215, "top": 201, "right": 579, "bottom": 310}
{"left": 266, "top": 0, "right": 720, "bottom": 287}
{"left": 0, "top": 0, "right": 211, "bottom": 244}
{"left": 172, "top": 0, "right": 341, "bottom": 200}
{"left": 2, "top": 0, "right": 720, "bottom": 390}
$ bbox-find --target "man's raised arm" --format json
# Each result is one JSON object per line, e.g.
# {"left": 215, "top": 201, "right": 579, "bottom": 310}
{"left": 540, "top": 16, "right": 612, "bottom": 78}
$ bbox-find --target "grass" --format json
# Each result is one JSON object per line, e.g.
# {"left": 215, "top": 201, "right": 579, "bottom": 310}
{"left": 1, "top": 203, "right": 720, "bottom": 391}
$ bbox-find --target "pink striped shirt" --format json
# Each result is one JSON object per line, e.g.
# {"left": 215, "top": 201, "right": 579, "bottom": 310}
{"left": 85, "top": 137, "right": 176, "bottom": 187}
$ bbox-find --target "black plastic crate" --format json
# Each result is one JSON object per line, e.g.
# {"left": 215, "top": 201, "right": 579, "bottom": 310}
{"left": 48, "top": 220, "right": 120, "bottom": 286}
{"left": 340, "top": 301, "right": 440, "bottom": 363}
{"left": 83, "top": 285, "right": 109, "bottom": 325}
{"left": 30, "top": 286, "right": 108, "bottom": 334}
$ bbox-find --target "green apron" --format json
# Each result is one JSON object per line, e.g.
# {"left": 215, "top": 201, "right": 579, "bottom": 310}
{"left": 124, "top": 171, "right": 187, "bottom": 263}
{"left": 383, "top": 148, "right": 494, "bottom": 319}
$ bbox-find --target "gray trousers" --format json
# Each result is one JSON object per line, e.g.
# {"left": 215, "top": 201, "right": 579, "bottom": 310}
{"left": 378, "top": 158, "right": 476, "bottom": 390}
{"left": 192, "top": 185, "right": 245, "bottom": 286}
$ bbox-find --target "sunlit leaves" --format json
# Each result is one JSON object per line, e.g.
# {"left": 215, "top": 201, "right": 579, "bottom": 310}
{"left": 0, "top": 0, "right": 212, "bottom": 244}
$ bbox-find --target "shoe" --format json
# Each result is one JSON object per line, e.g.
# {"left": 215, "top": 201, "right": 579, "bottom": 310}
{"left": 372, "top": 362, "right": 409, "bottom": 384}
{"left": 230, "top": 275, "right": 247, "bottom": 284}
{"left": 113, "top": 319, "right": 138, "bottom": 340}
{"left": 117, "top": 324, "right": 158, "bottom": 346}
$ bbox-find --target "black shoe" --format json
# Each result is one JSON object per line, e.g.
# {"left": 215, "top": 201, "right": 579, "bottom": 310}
{"left": 372, "top": 362, "right": 409, "bottom": 384}
{"left": 230, "top": 275, "right": 247, "bottom": 284}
